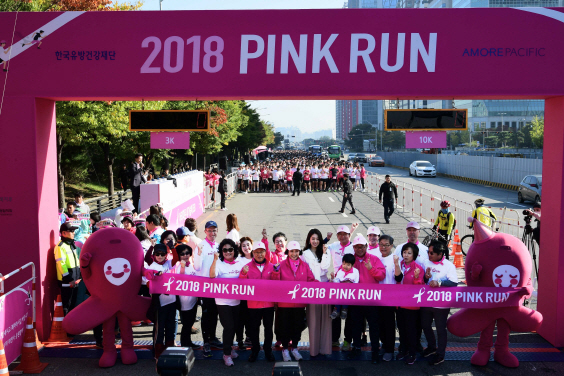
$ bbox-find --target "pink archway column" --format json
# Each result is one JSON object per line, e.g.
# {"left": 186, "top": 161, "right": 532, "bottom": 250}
{"left": 537, "top": 96, "right": 564, "bottom": 347}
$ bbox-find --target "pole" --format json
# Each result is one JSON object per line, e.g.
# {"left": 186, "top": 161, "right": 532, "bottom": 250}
{"left": 159, "top": 0, "right": 162, "bottom": 11}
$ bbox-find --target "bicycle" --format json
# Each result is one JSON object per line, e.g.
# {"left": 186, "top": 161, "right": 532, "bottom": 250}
{"left": 459, "top": 225, "right": 500, "bottom": 256}
{"left": 422, "top": 230, "right": 449, "bottom": 247}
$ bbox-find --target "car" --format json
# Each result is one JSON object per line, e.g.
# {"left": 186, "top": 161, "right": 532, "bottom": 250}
{"left": 355, "top": 153, "right": 367, "bottom": 163}
{"left": 518, "top": 174, "right": 542, "bottom": 204}
{"left": 369, "top": 156, "right": 385, "bottom": 167}
{"left": 347, "top": 153, "right": 356, "bottom": 162}
{"left": 409, "top": 160, "right": 436, "bottom": 177}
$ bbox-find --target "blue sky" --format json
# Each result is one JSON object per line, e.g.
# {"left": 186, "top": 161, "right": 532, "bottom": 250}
{"left": 141, "top": 0, "right": 341, "bottom": 135}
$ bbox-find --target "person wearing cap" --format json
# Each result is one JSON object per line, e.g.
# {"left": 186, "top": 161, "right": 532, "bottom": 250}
{"left": 194, "top": 220, "right": 222, "bottom": 356}
{"left": 366, "top": 226, "right": 381, "bottom": 256}
{"left": 339, "top": 173, "right": 356, "bottom": 214}
{"left": 55, "top": 222, "right": 82, "bottom": 315}
{"left": 379, "top": 175, "right": 398, "bottom": 224}
{"left": 394, "top": 221, "right": 429, "bottom": 268}
{"left": 239, "top": 241, "right": 281, "bottom": 362}
{"left": 375, "top": 234, "right": 397, "bottom": 362}
{"left": 433, "top": 201, "right": 455, "bottom": 250}
{"left": 278, "top": 241, "right": 317, "bottom": 362}
{"left": 121, "top": 214, "right": 136, "bottom": 234}
{"left": 114, "top": 199, "right": 135, "bottom": 229}
{"left": 470, "top": 198, "right": 497, "bottom": 229}
{"left": 347, "top": 234, "right": 386, "bottom": 362}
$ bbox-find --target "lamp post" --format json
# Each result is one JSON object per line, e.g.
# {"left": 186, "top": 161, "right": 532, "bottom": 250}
{"left": 159, "top": 0, "right": 163, "bottom": 10}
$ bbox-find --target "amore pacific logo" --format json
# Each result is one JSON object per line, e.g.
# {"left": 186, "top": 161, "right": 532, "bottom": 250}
{"left": 462, "top": 47, "right": 545, "bottom": 57}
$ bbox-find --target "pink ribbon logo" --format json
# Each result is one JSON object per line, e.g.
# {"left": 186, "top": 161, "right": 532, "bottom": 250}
{"left": 413, "top": 287, "right": 426, "bottom": 304}
{"left": 163, "top": 277, "right": 175, "bottom": 292}
{"left": 288, "top": 284, "right": 301, "bottom": 300}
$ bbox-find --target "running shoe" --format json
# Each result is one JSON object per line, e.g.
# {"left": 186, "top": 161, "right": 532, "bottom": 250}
{"left": 342, "top": 340, "right": 351, "bottom": 351}
{"left": 231, "top": 348, "right": 239, "bottom": 359}
{"left": 282, "top": 349, "right": 291, "bottom": 362}
{"left": 210, "top": 337, "right": 223, "bottom": 348}
{"left": 330, "top": 309, "right": 339, "bottom": 320}
{"left": 421, "top": 347, "right": 437, "bottom": 358}
{"left": 203, "top": 343, "right": 212, "bottom": 358}
{"left": 396, "top": 351, "right": 407, "bottom": 361}
{"left": 291, "top": 348, "right": 303, "bottom": 361}
{"left": 429, "top": 354, "right": 445, "bottom": 365}
{"left": 347, "top": 348, "right": 362, "bottom": 360}
{"left": 383, "top": 353, "right": 393, "bottom": 362}
{"left": 340, "top": 308, "right": 348, "bottom": 320}
{"left": 404, "top": 355, "right": 416, "bottom": 365}
{"left": 332, "top": 341, "right": 340, "bottom": 347}
{"left": 131, "top": 321, "right": 142, "bottom": 327}
{"left": 223, "top": 355, "right": 234, "bottom": 366}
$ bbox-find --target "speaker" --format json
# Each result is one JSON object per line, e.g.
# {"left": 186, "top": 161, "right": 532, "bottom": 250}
{"left": 219, "top": 156, "right": 227, "bottom": 170}
{"left": 156, "top": 347, "right": 195, "bottom": 376}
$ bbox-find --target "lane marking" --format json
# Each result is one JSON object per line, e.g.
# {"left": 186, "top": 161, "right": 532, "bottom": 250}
{"left": 341, "top": 213, "right": 348, "bottom": 218}
{"left": 507, "top": 202, "right": 529, "bottom": 207}
{"left": 328, "top": 197, "right": 334, "bottom": 202}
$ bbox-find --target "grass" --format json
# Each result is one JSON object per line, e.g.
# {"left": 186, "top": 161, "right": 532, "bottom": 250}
{"left": 65, "top": 181, "right": 110, "bottom": 203}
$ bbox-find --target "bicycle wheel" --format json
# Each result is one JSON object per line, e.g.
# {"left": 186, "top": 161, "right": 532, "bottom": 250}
{"left": 422, "top": 235, "right": 433, "bottom": 246}
{"left": 460, "top": 234, "right": 474, "bottom": 256}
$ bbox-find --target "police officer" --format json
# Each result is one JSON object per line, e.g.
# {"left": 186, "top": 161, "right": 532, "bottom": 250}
{"left": 379, "top": 175, "right": 397, "bottom": 224}
{"left": 339, "top": 173, "right": 356, "bottom": 214}
{"left": 55, "top": 222, "right": 81, "bottom": 315}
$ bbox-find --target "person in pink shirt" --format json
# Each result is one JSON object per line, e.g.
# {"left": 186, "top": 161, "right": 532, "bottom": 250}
{"left": 239, "top": 241, "right": 280, "bottom": 362}
{"left": 346, "top": 234, "right": 386, "bottom": 363}
{"left": 264, "top": 232, "right": 288, "bottom": 264}
{"left": 303, "top": 166, "right": 311, "bottom": 193}
{"left": 359, "top": 164, "right": 367, "bottom": 192}
{"left": 394, "top": 243, "right": 425, "bottom": 365}
{"left": 278, "top": 241, "right": 317, "bottom": 362}
{"left": 285, "top": 169, "right": 293, "bottom": 193}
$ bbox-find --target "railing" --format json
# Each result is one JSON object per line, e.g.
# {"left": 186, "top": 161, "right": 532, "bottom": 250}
{"left": 0, "top": 262, "right": 36, "bottom": 324}
{"left": 84, "top": 189, "right": 132, "bottom": 214}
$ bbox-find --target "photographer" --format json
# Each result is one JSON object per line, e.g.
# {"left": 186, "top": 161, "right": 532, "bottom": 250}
{"left": 524, "top": 202, "right": 541, "bottom": 246}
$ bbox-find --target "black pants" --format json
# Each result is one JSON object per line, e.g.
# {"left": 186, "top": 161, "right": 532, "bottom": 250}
{"left": 155, "top": 303, "right": 177, "bottom": 345}
{"left": 131, "top": 186, "right": 141, "bottom": 213}
{"left": 360, "top": 178, "right": 365, "bottom": 189}
{"left": 397, "top": 308, "right": 418, "bottom": 356}
{"left": 438, "top": 230, "right": 450, "bottom": 260}
{"left": 236, "top": 300, "right": 250, "bottom": 342}
{"left": 378, "top": 306, "right": 397, "bottom": 353}
{"left": 341, "top": 194, "right": 355, "bottom": 211}
{"left": 220, "top": 191, "right": 226, "bottom": 209}
{"left": 277, "top": 307, "right": 306, "bottom": 349}
{"left": 218, "top": 305, "right": 240, "bottom": 355}
{"left": 201, "top": 297, "right": 218, "bottom": 344}
{"left": 180, "top": 306, "right": 198, "bottom": 347}
{"left": 293, "top": 181, "right": 302, "bottom": 195}
{"left": 350, "top": 305, "right": 379, "bottom": 351}
{"left": 421, "top": 307, "right": 450, "bottom": 356}
{"left": 248, "top": 307, "right": 275, "bottom": 355}
{"left": 59, "top": 284, "right": 78, "bottom": 316}
{"left": 332, "top": 311, "right": 353, "bottom": 343}
{"left": 383, "top": 199, "right": 394, "bottom": 221}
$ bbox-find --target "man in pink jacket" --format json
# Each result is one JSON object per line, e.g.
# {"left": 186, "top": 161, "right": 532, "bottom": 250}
{"left": 347, "top": 234, "right": 386, "bottom": 363}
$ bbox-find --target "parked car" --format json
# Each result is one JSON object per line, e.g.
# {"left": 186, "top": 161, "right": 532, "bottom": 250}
{"left": 347, "top": 153, "right": 356, "bottom": 162}
{"left": 369, "top": 156, "right": 385, "bottom": 167}
{"left": 355, "top": 153, "right": 367, "bottom": 163}
{"left": 518, "top": 175, "right": 542, "bottom": 204}
{"left": 409, "top": 160, "right": 436, "bottom": 177}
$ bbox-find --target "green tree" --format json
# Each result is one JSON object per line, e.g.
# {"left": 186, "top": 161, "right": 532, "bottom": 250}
{"left": 530, "top": 116, "right": 544, "bottom": 148}
{"left": 498, "top": 132, "right": 511, "bottom": 148}
{"left": 272, "top": 132, "right": 284, "bottom": 148}
{"left": 345, "top": 123, "right": 376, "bottom": 151}
{"left": 484, "top": 135, "right": 499, "bottom": 148}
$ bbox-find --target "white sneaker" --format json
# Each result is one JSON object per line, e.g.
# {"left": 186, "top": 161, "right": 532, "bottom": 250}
{"left": 221, "top": 208, "right": 227, "bottom": 211}
{"left": 282, "top": 349, "right": 291, "bottom": 362}
{"left": 291, "top": 348, "right": 302, "bottom": 361}
{"left": 223, "top": 355, "right": 234, "bottom": 366}
{"left": 244, "top": 191, "right": 248, "bottom": 194}
{"left": 230, "top": 348, "right": 239, "bottom": 359}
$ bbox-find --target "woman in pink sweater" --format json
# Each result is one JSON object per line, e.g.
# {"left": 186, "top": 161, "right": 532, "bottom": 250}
{"left": 394, "top": 243, "right": 424, "bottom": 365}
{"left": 239, "top": 241, "right": 280, "bottom": 362}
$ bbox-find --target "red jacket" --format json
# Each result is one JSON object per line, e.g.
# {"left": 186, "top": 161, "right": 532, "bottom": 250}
{"left": 239, "top": 259, "right": 280, "bottom": 309}
{"left": 278, "top": 257, "right": 317, "bottom": 308}
{"left": 353, "top": 252, "right": 386, "bottom": 284}
{"left": 397, "top": 260, "right": 424, "bottom": 310}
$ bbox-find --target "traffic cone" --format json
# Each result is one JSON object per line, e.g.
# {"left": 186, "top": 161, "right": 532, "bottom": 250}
{"left": 0, "top": 338, "right": 9, "bottom": 376}
{"left": 451, "top": 230, "right": 459, "bottom": 257}
{"left": 14, "top": 317, "right": 48, "bottom": 373}
{"left": 45, "top": 295, "right": 69, "bottom": 343}
{"left": 453, "top": 236, "right": 465, "bottom": 269}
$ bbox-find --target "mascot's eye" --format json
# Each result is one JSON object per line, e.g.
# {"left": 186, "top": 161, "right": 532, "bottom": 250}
{"left": 495, "top": 274, "right": 503, "bottom": 278}
{"left": 509, "top": 274, "right": 518, "bottom": 278}
{"left": 107, "top": 266, "right": 112, "bottom": 270}
{"left": 123, "top": 264, "right": 128, "bottom": 268}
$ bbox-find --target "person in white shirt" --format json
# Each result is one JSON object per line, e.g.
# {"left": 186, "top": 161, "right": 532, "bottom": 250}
{"left": 421, "top": 240, "right": 459, "bottom": 366}
{"left": 210, "top": 239, "right": 251, "bottom": 366}
{"left": 193, "top": 220, "right": 222, "bottom": 357}
{"left": 375, "top": 234, "right": 398, "bottom": 362}
{"left": 252, "top": 167, "right": 260, "bottom": 192}
{"left": 272, "top": 167, "right": 280, "bottom": 192}
{"left": 225, "top": 213, "right": 241, "bottom": 245}
{"left": 330, "top": 253, "right": 359, "bottom": 320}
{"left": 302, "top": 229, "right": 332, "bottom": 357}
{"left": 394, "top": 221, "right": 429, "bottom": 268}
{"left": 366, "top": 226, "right": 381, "bottom": 256}
{"left": 237, "top": 167, "right": 244, "bottom": 192}
{"left": 311, "top": 165, "right": 319, "bottom": 192}
{"left": 174, "top": 244, "right": 201, "bottom": 349}
{"left": 242, "top": 166, "right": 250, "bottom": 194}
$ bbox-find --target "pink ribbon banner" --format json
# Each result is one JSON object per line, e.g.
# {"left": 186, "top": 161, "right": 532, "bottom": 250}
{"left": 150, "top": 275, "right": 527, "bottom": 309}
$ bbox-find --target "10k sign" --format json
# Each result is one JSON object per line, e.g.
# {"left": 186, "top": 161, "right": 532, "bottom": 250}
{"left": 150, "top": 132, "right": 190, "bottom": 149}
{"left": 406, "top": 131, "right": 446, "bottom": 149}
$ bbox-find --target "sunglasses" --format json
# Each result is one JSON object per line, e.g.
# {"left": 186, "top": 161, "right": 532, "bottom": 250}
{"left": 222, "top": 247, "right": 234, "bottom": 253}
{"left": 178, "top": 253, "right": 190, "bottom": 257}
{"left": 154, "top": 252, "right": 167, "bottom": 257}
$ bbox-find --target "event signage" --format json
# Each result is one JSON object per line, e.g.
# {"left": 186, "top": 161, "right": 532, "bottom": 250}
{"left": 0, "top": 280, "right": 33, "bottom": 365}
{"left": 150, "top": 275, "right": 527, "bottom": 309}
{"left": 150, "top": 132, "right": 191, "bottom": 149}
{"left": 405, "top": 131, "right": 447, "bottom": 149}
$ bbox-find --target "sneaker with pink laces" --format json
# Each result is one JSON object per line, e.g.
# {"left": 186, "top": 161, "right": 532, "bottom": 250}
{"left": 223, "top": 355, "right": 234, "bottom": 366}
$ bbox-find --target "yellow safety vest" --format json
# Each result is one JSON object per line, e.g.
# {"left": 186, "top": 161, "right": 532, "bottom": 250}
{"left": 54, "top": 241, "right": 79, "bottom": 281}
{"left": 471, "top": 207, "right": 497, "bottom": 228}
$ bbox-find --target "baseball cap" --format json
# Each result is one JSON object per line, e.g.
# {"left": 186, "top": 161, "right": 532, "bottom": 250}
{"left": 134, "top": 218, "right": 146, "bottom": 226}
{"left": 287, "top": 241, "right": 301, "bottom": 250}
{"left": 205, "top": 221, "right": 218, "bottom": 229}
{"left": 176, "top": 226, "right": 194, "bottom": 237}
{"left": 252, "top": 241, "right": 266, "bottom": 251}
{"left": 367, "top": 226, "right": 381, "bottom": 236}
{"left": 121, "top": 216, "right": 134, "bottom": 224}
{"left": 336, "top": 225, "right": 350, "bottom": 234}
{"left": 406, "top": 221, "right": 420, "bottom": 230}
{"left": 60, "top": 221, "right": 78, "bottom": 232}
{"left": 120, "top": 210, "right": 133, "bottom": 217}
{"left": 352, "top": 234, "right": 368, "bottom": 246}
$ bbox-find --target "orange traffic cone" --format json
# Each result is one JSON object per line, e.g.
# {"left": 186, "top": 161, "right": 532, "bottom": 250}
{"left": 451, "top": 230, "right": 459, "bottom": 257}
{"left": 46, "top": 295, "right": 69, "bottom": 343}
{"left": 14, "top": 317, "right": 48, "bottom": 374}
{"left": 453, "top": 235, "right": 465, "bottom": 269}
{"left": 0, "top": 338, "right": 9, "bottom": 376}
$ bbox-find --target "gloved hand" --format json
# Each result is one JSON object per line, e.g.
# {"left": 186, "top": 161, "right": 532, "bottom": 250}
{"left": 144, "top": 269, "right": 159, "bottom": 281}
{"left": 432, "top": 225, "right": 437, "bottom": 231}
{"left": 62, "top": 274, "right": 75, "bottom": 284}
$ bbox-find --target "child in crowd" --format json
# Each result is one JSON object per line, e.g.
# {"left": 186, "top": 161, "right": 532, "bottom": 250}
{"left": 330, "top": 253, "right": 359, "bottom": 320}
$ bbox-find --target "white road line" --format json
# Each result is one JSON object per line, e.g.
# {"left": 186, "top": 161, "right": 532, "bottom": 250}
{"left": 438, "top": 185, "right": 450, "bottom": 188}
{"left": 328, "top": 197, "right": 334, "bottom": 202}
{"left": 508, "top": 202, "right": 529, "bottom": 207}
{"left": 342, "top": 213, "right": 348, "bottom": 218}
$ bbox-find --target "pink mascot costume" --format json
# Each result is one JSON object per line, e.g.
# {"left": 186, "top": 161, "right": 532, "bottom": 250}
{"left": 447, "top": 218, "right": 543, "bottom": 367}
{"left": 62, "top": 228, "right": 151, "bottom": 368}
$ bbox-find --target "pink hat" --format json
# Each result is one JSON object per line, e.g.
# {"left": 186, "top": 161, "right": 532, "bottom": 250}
{"left": 287, "top": 241, "right": 301, "bottom": 250}
{"left": 252, "top": 241, "right": 266, "bottom": 251}
{"left": 352, "top": 234, "right": 368, "bottom": 246}
{"left": 337, "top": 225, "right": 350, "bottom": 234}
{"left": 406, "top": 221, "right": 420, "bottom": 230}
{"left": 367, "top": 226, "right": 380, "bottom": 235}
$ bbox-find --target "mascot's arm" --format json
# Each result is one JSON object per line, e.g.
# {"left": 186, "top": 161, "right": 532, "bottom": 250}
{"left": 471, "top": 262, "right": 482, "bottom": 281}
{"left": 80, "top": 252, "right": 92, "bottom": 279}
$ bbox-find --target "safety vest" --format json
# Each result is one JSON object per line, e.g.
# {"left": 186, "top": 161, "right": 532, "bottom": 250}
{"left": 54, "top": 241, "right": 79, "bottom": 282}
{"left": 472, "top": 207, "right": 497, "bottom": 228}
{"left": 434, "top": 211, "right": 455, "bottom": 234}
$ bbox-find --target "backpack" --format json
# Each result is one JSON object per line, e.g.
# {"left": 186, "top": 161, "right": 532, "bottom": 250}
{"left": 449, "top": 212, "right": 457, "bottom": 230}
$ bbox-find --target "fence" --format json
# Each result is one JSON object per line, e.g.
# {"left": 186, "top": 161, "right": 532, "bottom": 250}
{"left": 203, "top": 172, "right": 238, "bottom": 210}
{"left": 84, "top": 189, "right": 132, "bottom": 214}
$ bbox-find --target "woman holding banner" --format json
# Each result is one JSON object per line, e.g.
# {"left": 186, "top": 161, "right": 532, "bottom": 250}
{"left": 210, "top": 239, "right": 251, "bottom": 367}
{"left": 302, "top": 229, "right": 333, "bottom": 358}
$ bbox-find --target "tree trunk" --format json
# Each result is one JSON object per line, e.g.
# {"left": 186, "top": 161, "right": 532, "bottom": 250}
{"left": 56, "top": 132, "right": 65, "bottom": 209}
{"left": 100, "top": 143, "right": 115, "bottom": 197}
